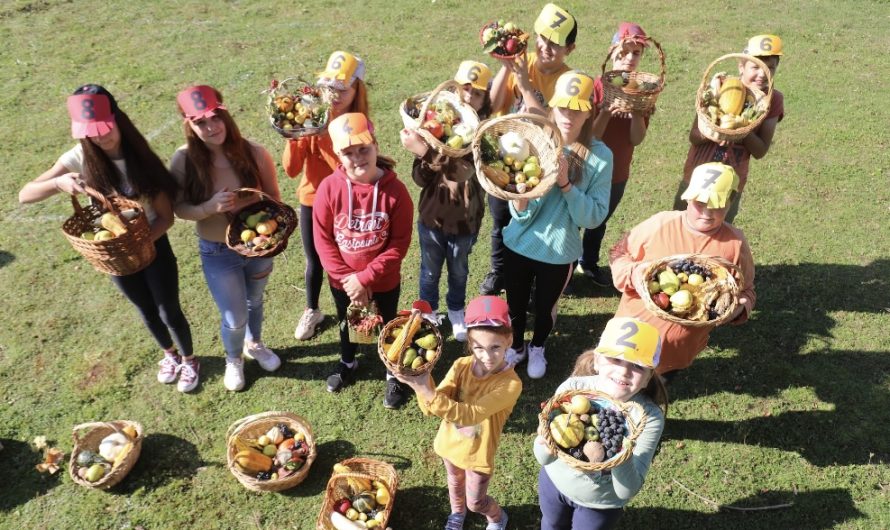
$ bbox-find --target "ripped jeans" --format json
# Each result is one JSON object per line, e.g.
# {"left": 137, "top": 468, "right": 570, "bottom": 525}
{"left": 199, "top": 239, "right": 273, "bottom": 359}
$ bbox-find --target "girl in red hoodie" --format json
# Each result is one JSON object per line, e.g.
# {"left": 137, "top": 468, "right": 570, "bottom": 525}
{"left": 313, "top": 113, "right": 414, "bottom": 409}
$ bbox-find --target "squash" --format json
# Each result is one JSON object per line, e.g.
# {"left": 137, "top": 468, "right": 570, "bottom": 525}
{"left": 717, "top": 77, "right": 746, "bottom": 116}
{"left": 234, "top": 448, "right": 273, "bottom": 473}
{"left": 550, "top": 413, "right": 585, "bottom": 449}
{"left": 352, "top": 492, "right": 377, "bottom": 513}
{"left": 98, "top": 432, "right": 130, "bottom": 461}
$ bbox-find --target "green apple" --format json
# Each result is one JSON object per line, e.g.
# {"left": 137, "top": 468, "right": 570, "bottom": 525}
{"left": 687, "top": 273, "right": 705, "bottom": 286}
{"left": 670, "top": 289, "right": 693, "bottom": 310}
{"left": 522, "top": 162, "right": 541, "bottom": 178}
{"left": 647, "top": 280, "right": 661, "bottom": 294}
{"left": 527, "top": 176, "right": 540, "bottom": 187}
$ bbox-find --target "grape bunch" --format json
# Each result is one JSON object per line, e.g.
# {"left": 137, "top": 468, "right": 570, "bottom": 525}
{"left": 277, "top": 423, "right": 294, "bottom": 440}
{"left": 597, "top": 408, "right": 626, "bottom": 459}
{"left": 669, "top": 259, "right": 713, "bottom": 279}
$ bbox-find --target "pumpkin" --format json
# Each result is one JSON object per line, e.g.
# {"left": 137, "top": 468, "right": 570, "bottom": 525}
{"left": 352, "top": 492, "right": 377, "bottom": 513}
{"left": 550, "top": 413, "right": 585, "bottom": 449}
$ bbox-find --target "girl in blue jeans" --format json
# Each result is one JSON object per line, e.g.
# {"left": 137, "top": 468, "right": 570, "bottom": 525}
{"left": 399, "top": 60, "right": 492, "bottom": 341}
{"left": 171, "top": 85, "right": 283, "bottom": 391}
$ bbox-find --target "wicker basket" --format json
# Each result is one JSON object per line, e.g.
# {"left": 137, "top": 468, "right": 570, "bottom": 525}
{"left": 69, "top": 420, "right": 144, "bottom": 489}
{"left": 316, "top": 458, "right": 399, "bottom": 530}
{"left": 400, "top": 80, "right": 480, "bottom": 158}
{"left": 538, "top": 390, "right": 647, "bottom": 473}
{"left": 225, "top": 188, "right": 298, "bottom": 258}
{"left": 640, "top": 253, "right": 743, "bottom": 327}
{"left": 600, "top": 36, "right": 666, "bottom": 115}
{"left": 479, "top": 21, "right": 529, "bottom": 60}
{"left": 377, "top": 311, "right": 443, "bottom": 377}
{"left": 266, "top": 77, "right": 332, "bottom": 139}
{"left": 225, "top": 411, "right": 317, "bottom": 492}
{"left": 471, "top": 113, "right": 563, "bottom": 201}
{"left": 346, "top": 301, "right": 383, "bottom": 344}
{"left": 61, "top": 186, "right": 156, "bottom": 276}
{"left": 695, "top": 53, "right": 773, "bottom": 143}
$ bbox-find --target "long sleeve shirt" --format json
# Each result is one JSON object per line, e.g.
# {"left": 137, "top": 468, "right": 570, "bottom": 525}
{"left": 418, "top": 356, "right": 522, "bottom": 474}
{"left": 281, "top": 134, "right": 340, "bottom": 207}
{"left": 534, "top": 375, "right": 665, "bottom": 509}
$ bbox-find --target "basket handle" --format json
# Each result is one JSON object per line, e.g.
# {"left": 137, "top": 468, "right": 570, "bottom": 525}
{"left": 232, "top": 187, "right": 283, "bottom": 207}
{"left": 696, "top": 53, "right": 773, "bottom": 114}
{"left": 69, "top": 184, "right": 122, "bottom": 219}
{"left": 414, "top": 79, "right": 463, "bottom": 129}
{"left": 600, "top": 36, "right": 666, "bottom": 85}
{"left": 225, "top": 410, "right": 313, "bottom": 445}
{"left": 71, "top": 421, "right": 122, "bottom": 446}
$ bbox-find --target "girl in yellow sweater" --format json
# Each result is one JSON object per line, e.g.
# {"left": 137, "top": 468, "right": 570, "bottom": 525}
{"left": 395, "top": 295, "right": 521, "bottom": 530}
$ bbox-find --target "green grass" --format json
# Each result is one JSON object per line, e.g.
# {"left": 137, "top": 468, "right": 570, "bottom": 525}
{"left": 1, "top": 0, "right": 889, "bottom": 529}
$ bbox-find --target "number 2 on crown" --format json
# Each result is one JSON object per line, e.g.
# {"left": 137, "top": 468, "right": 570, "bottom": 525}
{"left": 615, "top": 321, "right": 639, "bottom": 349}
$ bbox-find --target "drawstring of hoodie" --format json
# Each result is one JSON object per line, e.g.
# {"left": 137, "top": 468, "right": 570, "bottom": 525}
{"left": 345, "top": 177, "right": 380, "bottom": 228}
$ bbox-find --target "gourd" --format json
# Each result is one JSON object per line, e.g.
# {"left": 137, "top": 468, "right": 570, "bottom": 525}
{"left": 352, "top": 492, "right": 377, "bottom": 513}
{"left": 498, "top": 132, "right": 529, "bottom": 161}
{"left": 717, "top": 77, "right": 746, "bottom": 116}
{"left": 234, "top": 448, "right": 273, "bottom": 473}
{"left": 549, "top": 413, "right": 585, "bottom": 449}
{"left": 98, "top": 432, "right": 130, "bottom": 461}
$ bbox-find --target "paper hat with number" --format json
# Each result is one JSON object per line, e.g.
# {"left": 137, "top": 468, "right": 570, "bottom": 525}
{"left": 464, "top": 296, "right": 511, "bottom": 329}
{"left": 743, "top": 34, "right": 784, "bottom": 56}
{"left": 454, "top": 61, "right": 492, "bottom": 91}
{"left": 534, "top": 3, "right": 575, "bottom": 46}
{"left": 67, "top": 94, "right": 115, "bottom": 139}
{"left": 611, "top": 22, "right": 648, "bottom": 46}
{"left": 328, "top": 112, "right": 376, "bottom": 153}
{"left": 317, "top": 51, "right": 366, "bottom": 90}
{"left": 548, "top": 71, "right": 594, "bottom": 111}
{"left": 177, "top": 85, "right": 226, "bottom": 121}
{"left": 682, "top": 162, "right": 740, "bottom": 209}
{"left": 594, "top": 317, "right": 661, "bottom": 368}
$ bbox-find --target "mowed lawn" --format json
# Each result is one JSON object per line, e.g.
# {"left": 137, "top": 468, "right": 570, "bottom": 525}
{"left": 1, "top": 1, "right": 888, "bottom": 529}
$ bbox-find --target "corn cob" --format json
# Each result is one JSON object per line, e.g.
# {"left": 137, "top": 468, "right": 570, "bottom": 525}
{"left": 100, "top": 212, "right": 128, "bottom": 236}
{"left": 333, "top": 463, "right": 372, "bottom": 494}
{"left": 387, "top": 310, "right": 421, "bottom": 363}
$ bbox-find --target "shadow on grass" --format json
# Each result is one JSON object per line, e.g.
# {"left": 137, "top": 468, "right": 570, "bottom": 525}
{"left": 110, "top": 433, "right": 202, "bottom": 493}
{"left": 386, "top": 485, "right": 542, "bottom": 529}
{"left": 0, "top": 438, "right": 61, "bottom": 512}
{"left": 0, "top": 250, "right": 14, "bottom": 270}
{"left": 665, "top": 260, "right": 890, "bottom": 466}
{"left": 622, "top": 487, "right": 863, "bottom": 529}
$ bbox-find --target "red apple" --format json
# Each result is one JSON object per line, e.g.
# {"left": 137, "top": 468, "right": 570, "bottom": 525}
{"left": 505, "top": 38, "right": 518, "bottom": 54}
{"left": 654, "top": 292, "right": 671, "bottom": 310}
{"left": 425, "top": 110, "right": 438, "bottom": 122}
{"left": 334, "top": 499, "right": 352, "bottom": 515}
{"left": 422, "top": 119, "right": 444, "bottom": 139}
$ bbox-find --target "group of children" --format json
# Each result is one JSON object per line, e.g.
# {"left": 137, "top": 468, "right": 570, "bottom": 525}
{"left": 19, "top": 2, "right": 785, "bottom": 528}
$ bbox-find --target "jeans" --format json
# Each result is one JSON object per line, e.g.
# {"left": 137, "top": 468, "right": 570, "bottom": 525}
{"left": 538, "top": 467, "right": 624, "bottom": 530}
{"left": 487, "top": 195, "right": 511, "bottom": 274}
{"left": 300, "top": 204, "right": 324, "bottom": 310}
{"left": 581, "top": 181, "right": 627, "bottom": 270}
{"left": 110, "top": 234, "right": 193, "bottom": 355}
{"left": 330, "top": 285, "right": 400, "bottom": 364}
{"left": 418, "top": 222, "right": 478, "bottom": 312}
{"left": 199, "top": 239, "right": 273, "bottom": 359}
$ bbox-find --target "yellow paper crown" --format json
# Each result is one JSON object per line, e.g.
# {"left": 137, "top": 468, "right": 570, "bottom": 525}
{"left": 548, "top": 71, "right": 594, "bottom": 111}
{"left": 681, "top": 162, "right": 740, "bottom": 209}
{"left": 534, "top": 3, "right": 575, "bottom": 46}
{"left": 594, "top": 317, "right": 661, "bottom": 369}
{"left": 743, "top": 34, "right": 784, "bottom": 56}
{"left": 454, "top": 61, "right": 492, "bottom": 91}
{"left": 317, "top": 51, "right": 362, "bottom": 85}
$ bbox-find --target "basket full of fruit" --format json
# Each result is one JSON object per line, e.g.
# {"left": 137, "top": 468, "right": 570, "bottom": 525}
{"left": 69, "top": 420, "right": 144, "bottom": 489}
{"left": 265, "top": 78, "right": 334, "bottom": 139}
{"left": 538, "top": 390, "right": 647, "bottom": 472}
{"left": 226, "top": 411, "right": 317, "bottom": 492}
{"left": 641, "top": 254, "right": 743, "bottom": 327}
{"left": 62, "top": 185, "right": 156, "bottom": 276}
{"left": 479, "top": 19, "right": 529, "bottom": 59}
{"left": 226, "top": 188, "right": 298, "bottom": 258}
{"left": 600, "top": 36, "right": 666, "bottom": 116}
{"left": 378, "top": 309, "right": 443, "bottom": 377}
{"left": 696, "top": 54, "right": 773, "bottom": 143}
{"left": 399, "top": 80, "right": 481, "bottom": 158}
{"left": 472, "top": 113, "right": 563, "bottom": 201}
{"left": 317, "top": 458, "right": 398, "bottom": 530}
{"left": 346, "top": 301, "right": 384, "bottom": 344}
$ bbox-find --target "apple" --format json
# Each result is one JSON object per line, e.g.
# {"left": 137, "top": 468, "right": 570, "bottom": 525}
{"left": 482, "top": 27, "right": 495, "bottom": 42}
{"left": 514, "top": 174, "right": 527, "bottom": 184}
{"left": 687, "top": 273, "right": 705, "bottom": 286}
{"left": 527, "top": 176, "right": 540, "bottom": 187}
{"left": 334, "top": 499, "right": 352, "bottom": 515}
{"left": 569, "top": 394, "right": 591, "bottom": 414}
{"left": 503, "top": 155, "right": 515, "bottom": 166}
{"left": 611, "top": 75, "right": 625, "bottom": 87}
{"left": 504, "top": 22, "right": 516, "bottom": 32}
{"left": 447, "top": 135, "right": 464, "bottom": 149}
{"left": 512, "top": 160, "right": 524, "bottom": 171}
{"left": 670, "top": 289, "right": 693, "bottom": 310}
{"left": 522, "top": 162, "right": 541, "bottom": 178}
{"left": 422, "top": 119, "right": 444, "bottom": 139}
{"left": 647, "top": 280, "right": 661, "bottom": 294}
{"left": 85, "top": 463, "right": 106, "bottom": 482}
{"left": 241, "top": 229, "right": 256, "bottom": 243}
{"left": 425, "top": 110, "right": 438, "bottom": 122}
{"left": 654, "top": 292, "right": 671, "bottom": 310}
{"left": 262, "top": 444, "right": 277, "bottom": 457}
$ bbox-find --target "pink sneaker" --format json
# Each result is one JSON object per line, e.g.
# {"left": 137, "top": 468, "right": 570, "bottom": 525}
{"left": 177, "top": 356, "right": 200, "bottom": 393}
{"left": 157, "top": 351, "right": 181, "bottom": 384}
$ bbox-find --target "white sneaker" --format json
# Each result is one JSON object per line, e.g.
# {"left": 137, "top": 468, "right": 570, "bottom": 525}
{"left": 157, "top": 351, "right": 181, "bottom": 384}
{"left": 294, "top": 308, "right": 324, "bottom": 340}
{"left": 177, "top": 356, "right": 200, "bottom": 393}
{"left": 224, "top": 357, "right": 245, "bottom": 391}
{"left": 505, "top": 344, "right": 526, "bottom": 366}
{"left": 448, "top": 309, "right": 467, "bottom": 342}
{"left": 527, "top": 345, "right": 547, "bottom": 379}
{"left": 243, "top": 341, "right": 281, "bottom": 372}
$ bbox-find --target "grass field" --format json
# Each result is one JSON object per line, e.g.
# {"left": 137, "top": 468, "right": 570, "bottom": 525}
{"left": 1, "top": 0, "right": 889, "bottom": 528}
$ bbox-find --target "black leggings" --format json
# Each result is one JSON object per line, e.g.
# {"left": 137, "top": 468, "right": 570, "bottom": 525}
{"left": 109, "top": 234, "right": 193, "bottom": 356}
{"left": 487, "top": 195, "right": 511, "bottom": 274}
{"left": 503, "top": 248, "right": 573, "bottom": 349}
{"left": 330, "top": 285, "right": 400, "bottom": 364}
{"left": 300, "top": 204, "right": 324, "bottom": 310}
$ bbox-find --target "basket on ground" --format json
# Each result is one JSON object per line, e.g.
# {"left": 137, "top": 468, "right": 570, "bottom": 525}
{"left": 600, "top": 36, "right": 666, "bottom": 115}
{"left": 378, "top": 310, "right": 443, "bottom": 376}
{"left": 226, "top": 188, "right": 298, "bottom": 258}
{"left": 69, "top": 420, "right": 144, "bottom": 489}
{"left": 538, "top": 390, "right": 646, "bottom": 473}
{"left": 399, "top": 79, "right": 480, "bottom": 158}
{"left": 695, "top": 53, "right": 773, "bottom": 143}
{"left": 472, "top": 113, "right": 563, "bottom": 201}
{"left": 316, "top": 458, "right": 399, "bottom": 530}
{"left": 640, "top": 253, "right": 743, "bottom": 327}
{"left": 265, "top": 77, "right": 333, "bottom": 139}
{"left": 62, "top": 186, "right": 155, "bottom": 276}
{"left": 347, "top": 301, "right": 384, "bottom": 344}
{"left": 226, "top": 411, "right": 317, "bottom": 492}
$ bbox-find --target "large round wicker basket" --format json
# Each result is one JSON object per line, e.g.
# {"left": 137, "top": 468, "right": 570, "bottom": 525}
{"left": 377, "top": 312, "right": 443, "bottom": 377}
{"left": 471, "top": 113, "right": 563, "bottom": 201}
{"left": 225, "top": 188, "right": 298, "bottom": 259}
{"left": 69, "top": 420, "right": 144, "bottom": 489}
{"left": 400, "top": 79, "right": 480, "bottom": 158}
{"left": 538, "top": 390, "right": 647, "bottom": 473}
{"left": 316, "top": 458, "right": 399, "bottom": 530}
{"left": 225, "top": 411, "right": 317, "bottom": 492}
{"left": 695, "top": 53, "right": 773, "bottom": 143}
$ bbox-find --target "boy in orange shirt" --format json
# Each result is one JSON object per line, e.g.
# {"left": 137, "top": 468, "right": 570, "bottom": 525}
{"left": 673, "top": 35, "right": 786, "bottom": 224}
{"left": 611, "top": 162, "right": 755, "bottom": 379}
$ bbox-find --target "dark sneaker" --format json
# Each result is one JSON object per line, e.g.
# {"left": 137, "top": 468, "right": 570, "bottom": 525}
{"left": 326, "top": 361, "right": 358, "bottom": 393}
{"left": 562, "top": 279, "right": 576, "bottom": 296}
{"left": 584, "top": 266, "right": 613, "bottom": 287}
{"left": 383, "top": 378, "right": 410, "bottom": 409}
{"left": 480, "top": 271, "right": 504, "bottom": 295}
